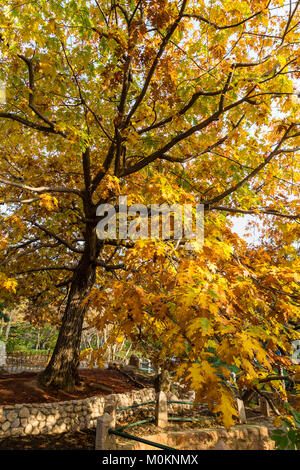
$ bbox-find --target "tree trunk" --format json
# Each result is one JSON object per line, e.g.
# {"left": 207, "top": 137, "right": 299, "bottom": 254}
{"left": 4, "top": 311, "right": 14, "bottom": 341}
{"left": 35, "top": 329, "right": 40, "bottom": 350}
{"left": 38, "top": 253, "right": 96, "bottom": 391}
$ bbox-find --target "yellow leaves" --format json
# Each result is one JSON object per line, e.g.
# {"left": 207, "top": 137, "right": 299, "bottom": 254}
{"left": 185, "top": 360, "right": 238, "bottom": 429}
{"left": 79, "top": 347, "right": 92, "bottom": 362}
{"left": 273, "top": 415, "right": 284, "bottom": 428}
{"left": 180, "top": 286, "right": 203, "bottom": 308}
{"left": 214, "top": 390, "right": 239, "bottom": 430}
{"left": 0, "top": 81, "right": 5, "bottom": 105}
{"left": 38, "top": 60, "right": 57, "bottom": 79}
{"left": 204, "top": 237, "right": 233, "bottom": 261}
{"left": 208, "top": 302, "right": 220, "bottom": 316}
{"left": 186, "top": 361, "right": 216, "bottom": 388}
{"left": 116, "top": 334, "right": 124, "bottom": 343}
{"left": 187, "top": 317, "right": 213, "bottom": 338}
{"left": 87, "top": 347, "right": 105, "bottom": 369}
{"left": 46, "top": 19, "right": 58, "bottom": 35}
{"left": 3, "top": 278, "right": 17, "bottom": 293}
{"left": 209, "top": 44, "right": 226, "bottom": 60}
{"left": 39, "top": 193, "right": 58, "bottom": 211}
{"left": 256, "top": 102, "right": 271, "bottom": 124}
{"left": 172, "top": 339, "right": 189, "bottom": 357}
{"left": 261, "top": 11, "right": 269, "bottom": 28}
{"left": 124, "top": 129, "right": 141, "bottom": 147}
{"left": 106, "top": 282, "right": 150, "bottom": 326}
{"left": 0, "top": 273, "right": 17, "bottom": 293}
{"left": 98, "top": 174, "right": 120, "bottom": 199}
{"left": 0, "top": 0, "right": 298, "bottom": 430}
{"left": 4, "top": 215, "right": 24, "bottom": 230}
{"left": 0, "top": 237, "right": 8, "bottom": 250}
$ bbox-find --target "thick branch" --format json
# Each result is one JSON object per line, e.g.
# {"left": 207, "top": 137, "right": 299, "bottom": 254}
{"left": 0, "top": 112, "right": 66, "bottom": 136}
{"left": 121, "top": 89, "right": 256, "bottom": 176}
{"left": 18, "top": 54, "right": 59, "bottom": 129}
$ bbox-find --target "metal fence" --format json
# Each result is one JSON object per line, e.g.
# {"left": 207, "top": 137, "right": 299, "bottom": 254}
{"left": 3, "top": 351, "right": 154, "bottom": 374}
{"left": 4, "top": 351, "right": 51, "bottom": 373}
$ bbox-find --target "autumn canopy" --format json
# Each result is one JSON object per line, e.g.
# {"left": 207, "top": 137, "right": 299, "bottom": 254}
{"left": 0, "top": 0, "right": 299, "bottom": 427}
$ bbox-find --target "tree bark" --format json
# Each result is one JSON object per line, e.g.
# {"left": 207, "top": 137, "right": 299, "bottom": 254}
{"left": 38, "top": 161, "right": 100, "bottom": 392}
{"left": 35, "top": 329, "right": 40, "bottom": 350}
{"left": 4, "top": 310, "right": 14, "bottom": 341}
{"left": 38, "top": 251, "right": 97, "bottom": 391}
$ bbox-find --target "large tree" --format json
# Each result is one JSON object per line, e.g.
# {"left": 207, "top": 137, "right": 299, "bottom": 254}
{"left": 0, "top": 0, "right": 299, "bottom": 410}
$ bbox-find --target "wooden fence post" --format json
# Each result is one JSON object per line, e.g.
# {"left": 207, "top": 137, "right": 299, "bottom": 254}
{"left": 236, "top": 398, "right": 247, "bottom": 424}
{"left": 104, "top": 398, "right": 117, "bottom": 422}
{"left": 155, "top": 391, "right": 168, "bottom": 428}
{"left": 95, "top": 413, "right": 116, "bottom": 450}
{"left": 260, "top": 397, "right": 271, "bottom": 417}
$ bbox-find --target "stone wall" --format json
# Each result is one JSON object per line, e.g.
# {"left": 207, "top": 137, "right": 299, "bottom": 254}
{"left": 0, "top": 387, "right": 156, "bottom": 438}
{"left": 0, "top": 388, "right": 275, "bottom": 451}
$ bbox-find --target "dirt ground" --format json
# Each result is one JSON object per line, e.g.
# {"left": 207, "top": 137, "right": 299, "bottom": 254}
{"left": 0, "top": 428, "right": 96, "bottom": 450}
{"left": 0, "top": 368, "right": 146, "bottom": 405}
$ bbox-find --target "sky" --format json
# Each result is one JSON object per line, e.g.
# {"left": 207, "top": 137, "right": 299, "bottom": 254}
{"left": 231, "top": 215, "right": 250, "bottom": 238}
{"left": 230, "top": 214, "right": 263, "bottom": 245}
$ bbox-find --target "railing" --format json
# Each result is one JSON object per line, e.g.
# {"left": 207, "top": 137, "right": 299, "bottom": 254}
{"left": 107, "top": 353, "right": 153, "bottom": 371}
{"left": 96, "top": 393, "right": 214, "bottom": 450}
{"left": 5, "top": 351, "right": 51, "bottom": 372}
{"left": 79, "top": 352, "right": 154, "bottom": 374}
{"left": 3, "top": 350, "right": 154, "bottom": 375}
{"left": 109, "top": 397, "right": 177, "bottom": 450}
{"left": 109, "top": 427, "right": 176, "bottom": 451}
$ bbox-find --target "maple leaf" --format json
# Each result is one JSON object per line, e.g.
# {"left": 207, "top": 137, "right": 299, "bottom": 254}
{"left": 39, "top": 194, "right": 58, "bottom": 211}
{"left": 214, "top": 390, "right": 239, "bottom": 430}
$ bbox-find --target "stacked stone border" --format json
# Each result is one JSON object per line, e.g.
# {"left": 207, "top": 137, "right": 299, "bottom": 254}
{"left": 0, "top": 388, "right": 157, "bottom": 438}
{"left": 0, "top": 386, "right": 275, "bottom": 450}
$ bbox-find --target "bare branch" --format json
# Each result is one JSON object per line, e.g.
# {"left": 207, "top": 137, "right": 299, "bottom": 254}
{"left": 93, "top": 259, "right": 126, "bottom": 271}
{"left": 0, "top": 112, "right": 66, "bottom": 136}
{"left": 209, "top": 205, "right": 300, "bottom": 221}
{"left": 0, "top": 177, "right": 83, "bottom": 197}
{"left": 27, "top": 220, "right": 84, "bottom": 254}
{"left": 182, "top": 6, "right": 267, "bottom": 30}
{"left": 15, "top": 266, "right": 75, "bottom": 275}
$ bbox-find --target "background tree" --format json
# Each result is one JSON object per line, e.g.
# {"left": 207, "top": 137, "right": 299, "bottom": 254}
{"left": 0, "top": 0, "right": 299, "bottom": 407}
